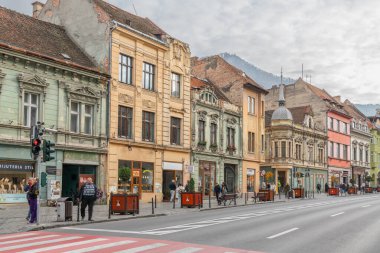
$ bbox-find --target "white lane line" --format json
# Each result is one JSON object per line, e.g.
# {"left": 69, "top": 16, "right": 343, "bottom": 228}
{"left": 267, "top": 228, "right": 299, "bottom": 239}
{"left": 17, "top": 238, "right": 108, "bottom": 253}
{"left": 0, "top": 233, "right": 39, "bottom": 240}
{"left": 331, "top": 212, "right": 345, "bottom": 217}
{"left": 114, "top": 243, "right": 167, "bottom": 253}
{"left": 0, "top": 234, "right": 59, "bottom": 245}
{"left": 63, "top": 241, "right": 136, "bottom": 253}
{"left": 0, "top": 236, "right": 82, "bottom": 252}
{"left": 362, "top": 205, "right": 371, "bottom": 208}
{"left": 169, "top": 247, "right": 203, "bottom": 253}
{"left": 60, "top": 227, "right": 144, "bottom": 234}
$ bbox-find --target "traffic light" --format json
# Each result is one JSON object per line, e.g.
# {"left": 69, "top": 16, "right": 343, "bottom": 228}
{"left": 43, "top": 140, "right": 55, "bottom": 162}
{"left": 31, "top": 138, "right": 41, "bottom": 157}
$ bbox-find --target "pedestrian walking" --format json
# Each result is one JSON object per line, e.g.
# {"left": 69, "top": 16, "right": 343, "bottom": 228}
{"left": 169, "top": 179, "right": 176, "bottom": 202}
{"left": 79, "top": 177, "right": 97, "bottom": 221}
{"left": 325, "top": 182, "right": 329, "bottom": 193}
{"left": 176, "top": 183, "right": 184, "bottom": 205}
{"left": 214, "top": 183, "right": 221, "bottom": 205}
{"left": 27, "top": 178, "right": 39, "bottom": 224}
{"left": 316, "top": 183, "right": 321, "bottom": 194}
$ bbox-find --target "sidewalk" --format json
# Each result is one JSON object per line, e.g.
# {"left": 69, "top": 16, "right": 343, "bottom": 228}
{"left": 0, "top": 192, "right": 335, "bottom": 235}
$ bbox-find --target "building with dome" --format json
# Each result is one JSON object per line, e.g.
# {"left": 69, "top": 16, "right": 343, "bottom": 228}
{"left": 262, "top": 83, "right": 328, "bottom": 192}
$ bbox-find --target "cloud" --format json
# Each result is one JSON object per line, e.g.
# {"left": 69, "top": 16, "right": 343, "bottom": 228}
{"left": 1, "top": 0, "right": 379, "bottom": 104}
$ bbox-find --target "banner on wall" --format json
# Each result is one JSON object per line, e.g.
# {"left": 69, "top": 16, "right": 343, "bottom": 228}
{"left": 47, "top": 180, "right": 61, "bottom": 200}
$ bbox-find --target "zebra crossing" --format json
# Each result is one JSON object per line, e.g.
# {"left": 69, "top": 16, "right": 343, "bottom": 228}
{"left": 62, "top": 195, "right": 379, "bottom": 236}
{"left": 0, "top": 232, "right": 261, "bottom": 253}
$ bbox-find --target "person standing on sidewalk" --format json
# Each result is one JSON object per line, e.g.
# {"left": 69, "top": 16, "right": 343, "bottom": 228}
{"left": 169, "top": 179, "right": 176, "bottom": 202}
{"left": 79, "top": 177, "right": 97, "bottom": 221}
{"left": 214, "top": 183, "right": 221, "bottom": 205}
{"left": 27, "top": 178, "right": 39, "bottom": 224}
{"left": 24, "top": 178, "right": 32, "bottom": 221}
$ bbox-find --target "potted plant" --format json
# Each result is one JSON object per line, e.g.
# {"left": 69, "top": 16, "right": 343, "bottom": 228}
{"left": 181, "top": 178, "right": 203, "bottom": 208}
{"left": 365, "top": 175, "right": 373, "bottom": 193}
{"left": 258, "top": 172, "right": 274, "bottom": 201}
{"left": 328, "top": 176, "right": 339, "bottom": 196}
{"left": 348, "top": 178, "right": 357, "bottom": 194}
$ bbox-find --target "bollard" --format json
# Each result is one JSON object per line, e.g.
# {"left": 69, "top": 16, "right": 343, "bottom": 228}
{"left": 132, "top": 198, "right": 135, "bottom": 216}
{"left": 245, "top": 193, "right": 247, "bottom": 205}
{"left": 313, "top": 190, "right": 315, "bottom": 199}
{"left": 77, "top": 201, "right": 80, "bottom": 222}
{"left": 234, "top": 194, "right": 236, "bottom": 206}
{"left": 209, "top": 193, "right": 211, "bottom": 208}
{"left": 152, "top": 197, "right": 154, "bottom": 215}
{"left": 155, "top": 195, "right": 157, "bottom": 208}
{"left": 108, "top": 193, "right": 112, "bottom": 219}
{"left": 254, "top": 192, "right": 257, "bottom": 204}
{"left": 279, "top": 190, "right": 281, "bottom": 200}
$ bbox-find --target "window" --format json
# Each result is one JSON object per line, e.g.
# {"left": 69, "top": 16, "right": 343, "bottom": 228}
{"left": 171, "top": 73, "right": 181, "bottom": 98}
{"left": 261, "top": 134, "right": 264, "bottom": 152}
{"left": 343, "top": 123, "right": 348, "bottom": 134}
{"left": 281, "top": 141, "right": 286, "bottom": 158}
{"left": 261, "top": 101, "right": 264, "bottom": 116}
{"left": 359, "top": 147, "right": 363, "bottom": 161}
{"left": 70, "top": 102, "right": 80, "bottom": 133}
{"left": 366, "top": 149, "right": 369, "bottom": 163}
{"left": 119, "top": 54, "right": 133, "bottom": 84}
{"left": 274, "top": 142, "right": 279, "bottom": 158}
{"left": 318, "top": 148, "right": 324, "bottom": 163}
{"left": 328, "top": 117, "right": 333, "bottom": 129}
{"left": 198, "top": 120, "right": 205, "bottom": 143}
{"left": 329, "top": 141, "right": 333, "bottom": 157}
{"left": 142, "top": 162, "right": 154, "bottom": 192}
{"left": 288, "top": 142, "right": 292, "bottom": 158}
{"left": 24, "top": 93, "right": 39, "bottom": 127}
{"left": 118, "top": 160, "right": 132, "bottom": 192}
{"left": 308, "top": 146, "right": 313, "bottom": 161}
{"left": 296, "top": 144, "right": 302, "bottom": 160}
{"left": 118, "top": 106, "right": 133, "bottom": 139}
{"left": 84, "top": 104, "right": 93, "bottom": 135}
{"left": 143, "top": 62, "right": 155, "bottom": 91}
{"left": 336, "top": 120, "right": 340, "bottom": 132}
{"left": 248, "top": 96, "right": 255, "bottom": 114}
{"left": 210, "top": 123, "right": 217, "bottom": 146}
{"left": 343, "top": 145, "right": 347, "bottom": 160}
{"left": 353, "top": 146, "right": 357, "bottom": 161}
{"left": 142, "top": 111, "right": 155, "bottom": 142}
{"left": 170, "top": 117, "right": 181, "bottom": 145}
{"left": 336, "top": 143, "right": 340, "bottom": 159}
{"left": 248, "top": 132, "right": 255, "bottom": 153}
{"left": 227, "top": 127, "right": 235, "bottom": 147}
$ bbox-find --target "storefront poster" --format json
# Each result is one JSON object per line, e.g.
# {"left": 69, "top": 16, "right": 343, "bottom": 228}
{"left": 47, "top": 180, "right": 61, "bottom": 200}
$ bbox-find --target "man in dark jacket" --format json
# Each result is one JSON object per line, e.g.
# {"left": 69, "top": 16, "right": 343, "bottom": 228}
{"left": 27, "top": 178, "right": 39, "bottom": 224}
{"left": 214, "top": 183, "right": 221, "bottom": 205}
{"left": 79, "top": 177, "right": 97, "bottom": 221}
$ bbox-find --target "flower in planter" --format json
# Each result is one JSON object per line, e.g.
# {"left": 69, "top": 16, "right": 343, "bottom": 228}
{"left": 198, "top": 141, "right": 207, "bottom": 146}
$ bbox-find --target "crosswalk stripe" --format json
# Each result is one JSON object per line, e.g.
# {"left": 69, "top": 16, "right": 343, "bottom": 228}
{"left": 0, "top": 234, "right": 59, "bottom": 245}
{"left": 114, "top": 243, "right": 168, "bottom": 253}
{"left": 0, "top": 232, "right": 39, "bottom": 240}
{"left": 63, "top": 240, "right": 136, "bottom": 253}
{"left": 17, "top": 238, "right": 108, "bottom": 253}
{"left": 0, "top": 236, "right": 82, "bottom": 251}
{"left": 169, "top": 247, "right": 203, "bottom": 253}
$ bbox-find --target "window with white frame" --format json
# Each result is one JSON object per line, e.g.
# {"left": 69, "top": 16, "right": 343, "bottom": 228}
{"left": 143, "top": 62, "right": 155, "bottom": 91}
{"left": 23, "top": 92, "right": 39, "bottom": 127}
{"left": 119, "top": 54, "right": 133, "bottom": 84}
{"left": 171, "top": 73, "right": 181, "bottom": 98}
{"left": 84, "top": 104, "right": 93, "bottom": 135}
{"left": 248, "top": 96, "right": 255, "bottom": 114}
{"left": 70, "top": 102, "right": 80, "bottom": 133}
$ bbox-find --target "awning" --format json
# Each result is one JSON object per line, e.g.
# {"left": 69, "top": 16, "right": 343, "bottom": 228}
{"left": 162, "top": 162, "right": 183, "bottom": 171}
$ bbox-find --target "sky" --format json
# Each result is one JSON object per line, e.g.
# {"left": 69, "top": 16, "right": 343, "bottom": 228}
{"left": 1, "top": 0, "right": 379, "bottom": 104}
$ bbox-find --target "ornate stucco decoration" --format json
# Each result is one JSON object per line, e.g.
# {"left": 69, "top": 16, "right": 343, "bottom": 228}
{"left": 0, "top": 69, "right": 6, "bottom": 94}
{"left": 198, "top": 110, "right": 208, "bottom": 121}
{"left": 67, "top": 85, "right": 101, "bottom": 111}
{"left": 318, "top": 142, "right": 325, "bottom": 148}
{"left": 352, "top": 140, "right": 358, "bottom": 145}
{"left": 143, "top": 99, "right": 155, "bottom": 109}
{"left": 118, "top": 93, "right": 134, "bottom": 104}
{"left": 295, "top": 136, "right": 303, "bottom": 143}
{"left": 210, "top": 114, "right": 219, "bottom": 124}
{"left": 18, "top": 73, "right": 49, "bottom": 100}
{"left": 226, "top": 117, "right": 237, "bottom": 126}
{"left": 307, "top": 139, "right": 314, "bottom": 145}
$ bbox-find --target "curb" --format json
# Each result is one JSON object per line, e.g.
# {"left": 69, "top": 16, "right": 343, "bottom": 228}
{"left": 27, "top": 213, "right": 167, "bottom": 232}
{"left": 199, "top": 200, "right": 287, "bottom": 212}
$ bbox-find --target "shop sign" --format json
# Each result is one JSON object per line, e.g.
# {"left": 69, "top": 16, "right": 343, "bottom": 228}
{"left": 0, "top": 194, "right": 28, "bottom": 203}
{"left": 132, "top": 170, "right": 140, "bottom": 177}
{"left": 247, "top": 169, "right": 255, "bottom": 176}
{"left": 163, "top": 162, "right": 183, "bottom": 171}
{"left": 0, "top": 162, "right": 34, "bottom": 171}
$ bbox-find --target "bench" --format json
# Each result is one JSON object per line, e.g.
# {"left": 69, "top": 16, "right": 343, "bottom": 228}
{"left": 220, "top": 193, "right": 237, "bottom": 206}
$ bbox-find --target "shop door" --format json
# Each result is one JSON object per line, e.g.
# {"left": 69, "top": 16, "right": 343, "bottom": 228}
{"left": 224, "top": 166, "right": 235, "bottom": 193}
{"left": 131, "top": 169, "right": 142, "bottom": 198}
{"left": 278, "top": 171, "right": 286, "bottom": 192}
{"left": 163, "top": 170, "right": 175, "bottom": 201}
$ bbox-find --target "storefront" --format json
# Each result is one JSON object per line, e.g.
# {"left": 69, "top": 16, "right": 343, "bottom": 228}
{"left": 162, "top": 162, "right": 183, "bottom": 201}
{"left": 246, "top": 168, "right": 255, "bottom": 192}
{"left": 0, "top": 161, "right": 34, "bottom": 203}
{"left": 224, "top": 164, "right": 237, "bottom": 193}
{"left": 198, "top": 161, "right": 216, "bottom": 196}
{"left": 329, "top": 168, "right": 351, "bottom": 187}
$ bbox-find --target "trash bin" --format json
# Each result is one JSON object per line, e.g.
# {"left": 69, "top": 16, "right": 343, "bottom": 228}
{"left": 57, "top": 197, "right": 73, "bottom": 222}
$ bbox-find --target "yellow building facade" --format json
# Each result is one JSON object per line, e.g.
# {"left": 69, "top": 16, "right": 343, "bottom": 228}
{"left": 108, "top": 28, "right": 191, "bottom": 202}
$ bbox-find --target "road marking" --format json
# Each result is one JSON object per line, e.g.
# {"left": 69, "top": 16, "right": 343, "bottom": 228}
{"left": 267, "top": 228, "right": 299, "bottom": 239}
{"left": 331, "top": 212, "right": 344, "bottom": 217}
{"left": 0, "top": 232, "right": 39, "bottom": 240}
{"left": 169, "top": 247, "right": 203, "bottom": 253}
{"left": 114, "top": 243, "right": 167, "bottom": 253}
{"left": 61, "top": 227, "right": 145, "bottom": 234}
{"left": 362, "top": 205, "right": 371, "bottom": 208}
{"left": 0, "top": 236, "right": 82, "bottom": 251}
{"left": 0, "top": 234, "right": 58, "bottom": 245}
{"left": 62, "top": 240, "right": 135, "bottom": 253}
{"left": 17, "top": 238, "right": 108, "bottom": 253}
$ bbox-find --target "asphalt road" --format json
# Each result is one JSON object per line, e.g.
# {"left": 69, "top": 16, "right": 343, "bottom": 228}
{"left": 51, "top": 195, "right": 380, "bottom": 253}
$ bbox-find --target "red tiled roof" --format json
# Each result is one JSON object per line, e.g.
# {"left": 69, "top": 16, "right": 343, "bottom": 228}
{"left": 93, "top": 0, "right": 167, "bottom": 39}
{"left": 0, "top": 6, "right": 97, "bottom": 70}
{"left": 191, "top": 76, "right": 231, "bottom": 102}
{"left": 342, "top": 99, "right": 368, "bottom": 121}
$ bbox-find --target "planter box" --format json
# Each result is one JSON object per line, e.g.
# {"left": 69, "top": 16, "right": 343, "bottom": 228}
{"left": 328, "top": 188, "right": 339, "bottom": 196}
{"left": 348, "top": 187, "right": 358, "bottom": 194}
{"left": 181, "top": 192, "right": 203, "bottom": 208}
{"left": 110, "top": 193, "right": 139, "bottom": 215}
{"left": 293, "top": 188, "right": 304, "bottom": 198}
{"left": 365, "top": 187, "right": 373, "bottom": 193}
{"left": 257, "top": 190, "right": 274, "bottom": 201}
{"left": 377, "top": 187, "right": 380, "bottom": 192}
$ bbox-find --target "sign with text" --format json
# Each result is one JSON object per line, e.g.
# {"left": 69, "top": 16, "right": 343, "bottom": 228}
{"left": 0, "top": 162, "right": 34, "bottom": 172}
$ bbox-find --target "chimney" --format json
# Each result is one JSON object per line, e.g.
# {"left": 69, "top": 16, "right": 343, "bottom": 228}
{"left": 32, "top": 1, "right": 44, "bottom": 18}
